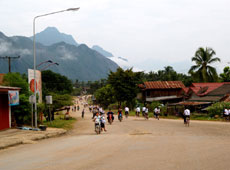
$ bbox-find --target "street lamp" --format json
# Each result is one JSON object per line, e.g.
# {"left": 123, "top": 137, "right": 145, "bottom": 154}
{"left": 40, "top": 62, "right": 59, "bottom": 71}
{"left": 33, "top": 7, "right": 80, "bottom": 128}
{"left": 36, "top": 60, "right": 53, "bottom": 68}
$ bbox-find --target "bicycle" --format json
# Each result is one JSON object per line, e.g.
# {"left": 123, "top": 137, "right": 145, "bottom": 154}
{"left": 185, "top": 116, "right": 190, "bottom": 127}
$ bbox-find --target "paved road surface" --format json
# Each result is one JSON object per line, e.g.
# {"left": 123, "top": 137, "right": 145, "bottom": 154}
{"left": 1, "top": 108, "right": 230, "bottom": 170}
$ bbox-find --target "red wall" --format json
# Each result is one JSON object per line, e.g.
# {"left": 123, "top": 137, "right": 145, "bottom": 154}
{"left": 0, "top": 94, "right": 10, "bottom": 130}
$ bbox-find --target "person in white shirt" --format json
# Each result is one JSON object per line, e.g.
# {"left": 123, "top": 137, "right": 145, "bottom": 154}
{"left": 142, "top": 106, "right": 146, "bottom": 116}
{"left": 125, "top": 106, "right": 129, "bottom": 118}
{"left": 224, "top": 109, "right": 229, "bottom": 116}
{"left": 100, "top": 114, "right": 107, "bottom": 132}
{"left": 136, "top": 106, "right": 140, "bottom": 117}
{"left": 228, "top": 109, "right": 230, "bottom": 119}
{"left": 154, "top": 107, "right": 158, "bottom": 118}
{"left": 224, "top": 109, "right": 229, "bottom": 121}
{"left": 93, "top": 112, "right": 101, "bottom": 131}
{"left": 99, "top": 107, "right": 103, "bottom": 114}
{"left": 154, "top": 107, "right": 160, "bottom": 119}
{"left": 183, "top": 108, "right": 190, "bottom": 124}
{"left": 145, "top": 107, "right": 149, "bottom": 119}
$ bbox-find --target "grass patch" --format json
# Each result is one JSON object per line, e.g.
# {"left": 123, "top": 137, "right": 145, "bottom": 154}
{"left": 43, "top": 115, "right": 77, "bottom": 130}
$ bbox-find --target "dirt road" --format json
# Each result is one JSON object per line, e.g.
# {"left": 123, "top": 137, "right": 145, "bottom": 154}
{"left": 1, "top": 108, "right": 230, "bottom": 170}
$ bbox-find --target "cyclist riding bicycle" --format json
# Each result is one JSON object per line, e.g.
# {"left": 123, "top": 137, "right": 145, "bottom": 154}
{"left": 125, "top": 106, "right": 129, "bottom": 117}
{"left": 136, "top": 106, "right": 140, "bottom": 117}
{"left": 183, "top": 108, "right": 190, "bottom": 124}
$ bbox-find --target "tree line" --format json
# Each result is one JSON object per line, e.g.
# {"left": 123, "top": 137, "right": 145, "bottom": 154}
{"left": 92, "top": 47, "right": 230, "bottom": 109}
{"left": 3, "top": 46, "right": 229, "bottom": 125}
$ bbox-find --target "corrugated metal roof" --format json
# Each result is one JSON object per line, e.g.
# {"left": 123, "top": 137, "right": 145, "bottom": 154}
{"left": 143, "top": 81, "right": 185, "bottom": 89}
{"left": 182, "top": 87, "right": 189, "bottom": 93}
{"left": 190, "top": 82, "right": 230, "bottom": 96}
{"left": 188, "top": 95, "right": 223, "bottom": 102}
{"left": 169, "top": 101, "right": 211, "bottom": 106}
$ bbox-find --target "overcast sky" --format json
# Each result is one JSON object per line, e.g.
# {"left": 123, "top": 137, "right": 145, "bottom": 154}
{"left": 0, "top": 0, "right": 230, "bottom": 73}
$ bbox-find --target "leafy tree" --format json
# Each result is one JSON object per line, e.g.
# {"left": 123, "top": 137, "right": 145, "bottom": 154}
{"left": 220, "top": 66, "right": 230, "bottom": 82}
{"left": 189, "top": 47, "right": 221, "bottom": 82}
{"left": 85, "top": 79, "right": 107, "bottom": 94}
{"left": 41, "top": 71, "right": 73, "bottom": 120}
{"left": 3, "top": 73, "right": 31, "bottom": 125}
{"left": 108, "top": 68, "right": 139, "bottom": 106}
{"left": 3, "top": 72, "right": 30, "bottom": 96}
{"left": 12, "top": 94, "right": 31, "bottom": 125}
{"left": 42, "top": 70, "right": 73, "bottom": 96}
{"left": 141, "top": 66, "right": 193, "bottom": 86}
{"left": 94, "top": 84, "right": 116, "bottom": 108}
{"left": 72, "top": 87, "right": 82, "bottom": 96}
{"left": 45, "top": 93, "right": 73, "bottom": 121}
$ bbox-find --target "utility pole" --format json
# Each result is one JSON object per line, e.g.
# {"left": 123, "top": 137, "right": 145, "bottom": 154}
{"left": 0, "top": 56, "right": 20, "bottom": 72}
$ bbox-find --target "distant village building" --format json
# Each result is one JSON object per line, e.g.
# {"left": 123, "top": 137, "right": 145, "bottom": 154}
{"left": 139, "top": 81, "right": 186, "bottom": 104}
{"left": 0, "top": 86, "right": 20, "bottom": 131}
{"left": 187, "top": 83, "right": 230, "bottom": 103}
{"left": 168, "top": 82, "right": 230, "bottom": 114}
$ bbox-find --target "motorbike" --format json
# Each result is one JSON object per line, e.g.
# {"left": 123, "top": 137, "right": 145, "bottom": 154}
{"left": 118, "top": 113, "right": 123, "bottom": 122}
{"left": 185, "top": 116, "right": 190, "bottom": 127}
{"left": 95, "top": 119, "right": 101, "bottom": 134}
{"left": 108, "top": 114, "right": 113, "bottom": 125}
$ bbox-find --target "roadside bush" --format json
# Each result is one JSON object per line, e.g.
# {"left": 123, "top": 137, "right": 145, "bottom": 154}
{"left": 108, "top": 103, "right": 119, "bottom": 110}
{"left": 94, "top": 84, "right": 116, "bottom": 109}
{"left": 160, "top": 105, "right": 167, "bottom": 115}
{"left": 3, "top": 73, "right": 31, "bottom": 125}
{"left": 13, "top": 94, "right": 31, "bottom": 125}
{"left": 206, "top": 102, "right": 230, "bottom": 117}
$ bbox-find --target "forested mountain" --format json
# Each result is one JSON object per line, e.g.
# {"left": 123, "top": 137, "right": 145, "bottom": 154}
{"left": 92, "top": 45, "right": 113, "bottom": 58}
{"left": 0, "top": 32, "right": 119, "bottom": 81}
{"left": 31, "top": 27, "right": 78, "bottom": 46}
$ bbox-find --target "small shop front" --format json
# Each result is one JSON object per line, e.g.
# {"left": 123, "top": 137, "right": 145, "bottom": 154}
{"left": 0, "top": 86, "right": 20, "bottom": 130}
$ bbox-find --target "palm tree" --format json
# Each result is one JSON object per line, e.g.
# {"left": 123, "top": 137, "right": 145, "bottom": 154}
{"left": 189, "top": 47, "right": 221, "bottom": 82}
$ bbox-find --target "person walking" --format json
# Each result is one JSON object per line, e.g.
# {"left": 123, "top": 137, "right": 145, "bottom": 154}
{"left": 224, "top": 108, "right": 229, "bottom": 121}
{"left": 125, "top": 106, "right": 129, "bottom": 118}
{"left": 142, "top": 106, "right": 146, "bottom": 116}
{"left": 136, "top": 106, "right": 140, "bottom": 117}
{"left": 183, "top": 108, "right": 190, "bottom": 124}
{"left": 154, "top": 107, "right": 160, "bottom": 120}
{"left": 82, "top": 109, "right": 85, "bottom": 118}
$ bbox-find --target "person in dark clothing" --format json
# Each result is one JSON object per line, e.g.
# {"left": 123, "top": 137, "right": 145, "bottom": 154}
{"left": 82, "top": 109, "right": 85, "bottom": 118}
{"left": 107, "top": 109, "right": 114, "bottom": 121}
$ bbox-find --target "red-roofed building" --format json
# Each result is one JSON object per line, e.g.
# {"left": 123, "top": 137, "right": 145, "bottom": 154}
{"left": 139, "top": 81, "right": 186, "bottom": 103}
{"left": 187, "top": 83, "right": 230, "bottom": 102}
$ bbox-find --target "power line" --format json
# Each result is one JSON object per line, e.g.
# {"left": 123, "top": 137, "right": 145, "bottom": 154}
{"left": 0, "top": 56, "right": 20, "bottom": 73}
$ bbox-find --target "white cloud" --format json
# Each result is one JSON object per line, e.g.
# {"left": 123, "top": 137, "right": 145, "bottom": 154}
{"left": 0, "top": 0, "right": 230, "bottom": 72}
{"left": 0, "top": 38, "right": 32, "bottom": 55}
{"left": 56, "top": 45, "right": 76, "bottom": 60}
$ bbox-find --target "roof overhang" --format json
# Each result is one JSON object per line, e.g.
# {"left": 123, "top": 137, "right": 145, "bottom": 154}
{"left": 0, "top": 86, "right": 21, "bottom": 93}
{"left": 168, "top": 101, "right": 211, "bottom": 106}
{"left": 146, "top": 95, "right": 182, "bottom": 102}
